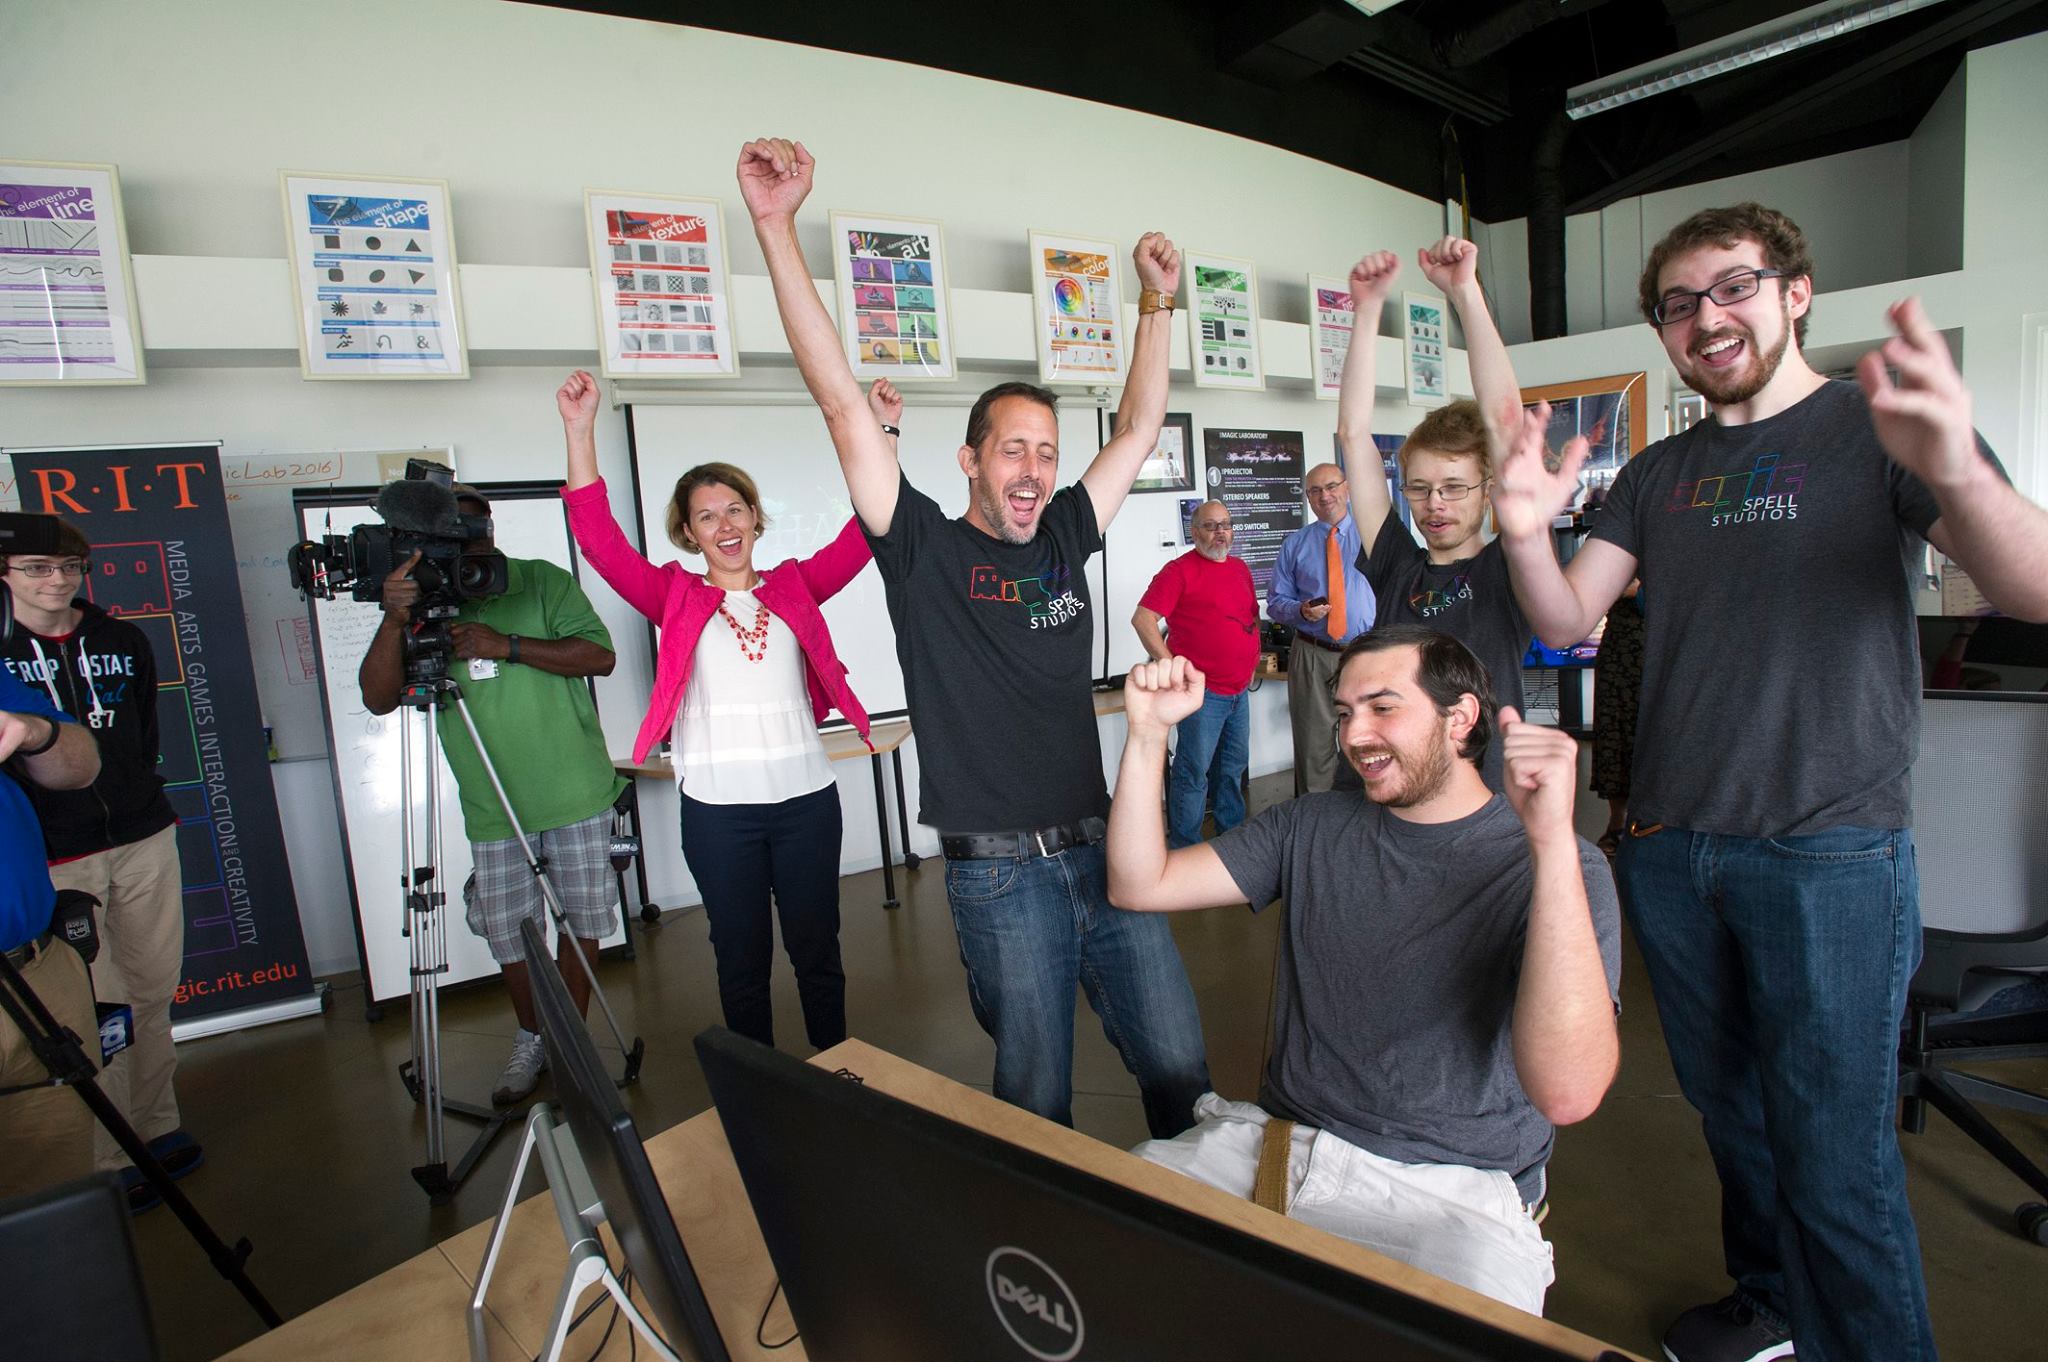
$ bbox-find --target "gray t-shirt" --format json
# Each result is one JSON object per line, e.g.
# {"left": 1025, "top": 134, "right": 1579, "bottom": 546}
{"left": 1210, "top": 791, "right": 1622, "bottom": 1192}
{"left": 1588, "top": 379, "right": 1998, "bottom": 837}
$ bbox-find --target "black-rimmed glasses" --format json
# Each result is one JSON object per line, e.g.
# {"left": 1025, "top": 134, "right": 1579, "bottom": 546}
{"left": 1652, "top": 268, "right": 1788, "bottom": 326}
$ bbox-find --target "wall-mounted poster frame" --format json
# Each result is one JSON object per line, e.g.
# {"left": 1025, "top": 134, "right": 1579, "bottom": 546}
{"left": 1403, "top": 291, "right": 1449, "bottom": 406}
{"left": 280, "top": 171, "right": 468, "bottom": 380}
{"left": 1520, "top": 370, "right": 1649, "bottom": 510}
{"left": 1029, "top": 229, "right": 1125, "bottom": 386}
{"left": 1108, "top": 410, "right": 1195, "bottom": 494}
{"left": 1309, "top": 273, "right": 1353, "bottom": 401}
{"left": 584, "top": 190, "right": 738, "bottom": 380}
{"left": 0, "top": 160, "right": 146, "bottom": 386}
{"left": 831, "top": 210, "right": 954, "bottom": 381}
{"left": 1187, "top": 251, "right": 1264, "bottom": 391}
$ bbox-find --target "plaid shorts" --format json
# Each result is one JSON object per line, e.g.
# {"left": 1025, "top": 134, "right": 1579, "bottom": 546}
{"left": 462, "top": 809, "right": 618, "bottom": 964}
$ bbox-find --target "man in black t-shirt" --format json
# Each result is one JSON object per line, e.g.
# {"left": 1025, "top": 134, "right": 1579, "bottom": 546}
{"left": 1335, "top": 242, "right": 1531, "bottom": 789}
{"left": 739, "top": 136, "right": 1208, "bottom": 1137}
{"left": 1497, "top": 203, "right": 2048, "bottom": 1362}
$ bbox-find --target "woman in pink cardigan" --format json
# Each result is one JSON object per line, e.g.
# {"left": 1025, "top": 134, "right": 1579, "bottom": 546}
{"left": 556, "top": 368, "right": 881, "bottom": 1051}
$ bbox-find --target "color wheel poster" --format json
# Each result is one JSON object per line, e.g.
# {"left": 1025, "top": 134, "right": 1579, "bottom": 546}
{"left": 280, "top": 172, "right": 467, "bottom": 379}
{"left": 1187, "top": 252, "right": 1263, "bottom": 390}
{"left": 585, "top": 191, "right": 738, "bottom": 379}
{"left": 0, "top": 162, "right": 145, "bottom": 386}
{"left": 1029, "top": 231, "right": 1124, "bottom": 385}
{"left": 832, "top": 211, "right": 954, "bottom": 380}
{"left": 1310, "top": 274, "right": 1353, "bottom": 401}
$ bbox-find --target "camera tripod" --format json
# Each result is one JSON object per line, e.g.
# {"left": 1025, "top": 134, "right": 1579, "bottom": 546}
{"left": 391, "top": 645, "right": 645, "bottom": 1205}
{"left": 0, "top": 941, "right": 282, "bottom": 1329}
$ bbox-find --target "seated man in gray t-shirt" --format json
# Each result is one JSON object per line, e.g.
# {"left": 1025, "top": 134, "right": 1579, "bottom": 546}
{"left": 1105, "top": 625, "right": 1621, "bottom": 1317}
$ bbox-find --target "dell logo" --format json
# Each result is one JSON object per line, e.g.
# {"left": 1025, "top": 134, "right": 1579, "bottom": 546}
{"left": 985, "top": 1247, "right": 1085, "bottom": 1361}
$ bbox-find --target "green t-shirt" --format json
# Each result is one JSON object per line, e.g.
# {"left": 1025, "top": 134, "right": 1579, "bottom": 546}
{"left": 437, "top": 557, "right": 626, "bottom": 844}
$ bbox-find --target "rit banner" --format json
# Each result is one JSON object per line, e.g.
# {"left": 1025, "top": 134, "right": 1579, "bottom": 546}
{"left": 7, "top": 443, "right": 315, "bottom": 1025}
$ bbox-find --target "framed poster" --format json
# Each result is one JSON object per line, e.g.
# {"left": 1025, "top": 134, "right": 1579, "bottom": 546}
{"left": 1202, "top": 428, "right": 1303, "bottom": 594}
{"left": 831, "top": 211, "right": 954, "bottom": 381}
{"left": 1309, "top": 274, "right": 1354, "bottom": 401}
{"left": 1107, "top": 410, "right": 1195, "bottom": 494}
{"left": 1028, "top": 230, "right": 1125, "bottom": 385}
{"left": 279, "top": 172, "right": 467, "bottom": 380}
{"left": 1187, "top": 251, "right": 1263, "bottom": 391}
{"left": 584, "top": 191, "right": 738, "bottom": 379}
{"left": 1521, "top": 371, "right": 1649, "bottom": 510}
{"left": 0, "top": 161, "right": 145, "bottom": 386}
{"left": 1403, "top": 291, "right": 1449, "bottom": 406}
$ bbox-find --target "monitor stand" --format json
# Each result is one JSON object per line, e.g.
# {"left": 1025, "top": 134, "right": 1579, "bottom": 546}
{"left": 467, "top": 1106, "right": 683, "bottom": 1362}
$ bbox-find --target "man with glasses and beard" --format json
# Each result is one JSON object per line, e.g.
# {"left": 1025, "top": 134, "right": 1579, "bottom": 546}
{"left": 1105, "top": 627, "right": 1620, "bottom": 1318}
{"left": 1496, "top": 202, "right": 2048, "bottom": 1362}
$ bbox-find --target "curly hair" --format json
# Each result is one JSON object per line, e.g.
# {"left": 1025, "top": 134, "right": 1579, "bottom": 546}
{"left": 1639, "top": 202, "right": 1814, "bottom": 346}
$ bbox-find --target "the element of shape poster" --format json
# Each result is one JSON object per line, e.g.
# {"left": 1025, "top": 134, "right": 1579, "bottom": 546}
{"left": 1187, "top": 252, "right": 1263, "bottom": 391}
{"left": 1029, "top": 231, "right": 1124, "bottom": 385}
{"left": 832, "top": 212, "right": 954, "bottom": 381}
{"left": 585, "top": 191, "right": 738, "bottom": 379}
{"left": 280, "top": 173, "right": 468, "bottom": 379}
{"left": 1404, "top": 291, "right": 1448, "bottom": 406}
{"left": 1203, "top": 428, "right": 1304, "bottom": 595}
{"left": 1310, "top": 274, "right": 1353, "bottom": 401}
{"left": 0, "top": 162, "right": 145, "bottom": 386}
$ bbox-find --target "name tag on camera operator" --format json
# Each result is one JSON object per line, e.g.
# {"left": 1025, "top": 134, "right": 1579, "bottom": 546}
{"left": 469, "top": 658, "right": 500, "bottom": 681}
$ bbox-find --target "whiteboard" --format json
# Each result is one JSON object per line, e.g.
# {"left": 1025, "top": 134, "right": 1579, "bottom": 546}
{"left": 296, "top": 487, "right": 626, "bottom": 1003}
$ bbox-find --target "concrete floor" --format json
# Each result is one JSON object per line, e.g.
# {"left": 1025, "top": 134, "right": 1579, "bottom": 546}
{"left": 132, "top": 773, "right": 2048, "bottom": 1361}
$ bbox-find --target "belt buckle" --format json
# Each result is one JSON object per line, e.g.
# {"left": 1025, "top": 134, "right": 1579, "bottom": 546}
{"left": 1034, "top": 829, "right": 1052, "bottom": 857}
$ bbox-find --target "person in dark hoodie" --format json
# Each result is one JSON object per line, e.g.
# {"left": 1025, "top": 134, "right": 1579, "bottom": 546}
{"left": 0, "top": 514, "right": 200, "bottom": 1212}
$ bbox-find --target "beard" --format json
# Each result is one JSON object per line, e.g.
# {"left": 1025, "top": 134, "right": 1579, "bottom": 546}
{"left": 1680, "top": 304, "right": 1792, "bottom": 408}
{"left": 973, "top": 473, "right": 1043, "bottom": 545}
{"left": 1349, "top": 729, "right": 1457, "bottom": 809}
{"left": 1195, "top": 540, "right": 1230, "bottom": 562}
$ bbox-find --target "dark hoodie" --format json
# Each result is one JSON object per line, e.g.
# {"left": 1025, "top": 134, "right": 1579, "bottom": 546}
{"left": 0, "top": 598, "right": 176, "bottom": 861}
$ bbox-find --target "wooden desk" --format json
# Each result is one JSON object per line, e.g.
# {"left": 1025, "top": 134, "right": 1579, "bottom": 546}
{"left": 615, "top": 717, "right": 918, "bottom": 911}
{"left": 222, "top": 1040, "right": 1642, "bottom": 1362}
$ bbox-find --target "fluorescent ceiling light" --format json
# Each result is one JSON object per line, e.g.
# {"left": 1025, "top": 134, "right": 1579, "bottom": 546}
{"left": 1342, "top": 0, "right": 1410, "bottom": 14}
{"left": 1565, "top": 0, "right": 1951, "bottom": 119}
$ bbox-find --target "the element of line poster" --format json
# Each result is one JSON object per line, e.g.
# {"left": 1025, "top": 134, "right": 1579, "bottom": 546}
{"left": 1309, "top": 274, "right": 1354, "bottom": 402}
{"left": 1403, "top": 291, "right": 1449, "bottom": 407}
{"left": 1187, "top": 252, "right": 1264, "bottom": 391}
{"left": 1028, "top": 230, "right": 1124, "bottom": 386}
{"left": 3, "top": 443, "right": 317, "bottom": 1030}
{"left": 831, "top": 211, "right": 954, "bottom": 381}
{"left": 584, "top": 190, "right": 738, "bottom": 380}
{"left": 0, "top": 162, "right": 145, "bottom": 387}
{"left": 279, "top": 172, "right": 468, "bottom": 380}
{"left": 1202, "top": 428, "right": 1304, "bottom": 596}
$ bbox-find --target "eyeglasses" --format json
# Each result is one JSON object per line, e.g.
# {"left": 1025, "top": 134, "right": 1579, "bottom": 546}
{"left": 1305, "top": 480, "right": 1347, "bottom": 498}
{"left": 1400, "top": 480, "right": 1487, "bottom": 503}
{"left": 1652, "top": 268, "right": 1787, "bottom": 326}
{"left": 4, "top": 559, "right": 89, "bottom": 578}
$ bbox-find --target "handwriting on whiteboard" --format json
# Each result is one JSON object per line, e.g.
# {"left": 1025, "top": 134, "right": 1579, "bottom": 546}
{"left": 224, "top": 456, "right": 343, "bottom": 503}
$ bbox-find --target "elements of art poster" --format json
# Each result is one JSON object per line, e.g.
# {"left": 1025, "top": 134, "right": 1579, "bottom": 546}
{"left": 1187, "top": 252, "right": 1263, "bottom": 390}
{"left": 1403, "top": 291, "right": 1448, "bottom": 406}
{"left": 585, "top": 191, "right": 738, "bottom": 379}
{"left": 280, "top": 172, "right": 467, "bottom": 379}
{"left": 1028, "top": 231, "right": 1124, "bottom": 385}
{"left": 1309, "top": 273, "right": 1353, "bottom": 401}
{"left": 832, "top": 211, "right": 954, "bottom": 381}
{"left": 0, "top": 161, "right": 145, "bottom": 386}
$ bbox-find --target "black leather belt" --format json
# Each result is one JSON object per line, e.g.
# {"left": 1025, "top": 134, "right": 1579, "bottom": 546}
{"left": 1294, "top": 632, "right": 1346, "bottom": 654}
{"left": 3, "top": 931, "right": 52, "bottom": 970}
{"left": 941, "top": 818, "right": 1107, "bottom": 861}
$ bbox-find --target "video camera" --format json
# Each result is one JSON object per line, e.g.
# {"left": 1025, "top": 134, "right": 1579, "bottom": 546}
{"left": 287, "top": 459, "right": 508, "bottom": 609}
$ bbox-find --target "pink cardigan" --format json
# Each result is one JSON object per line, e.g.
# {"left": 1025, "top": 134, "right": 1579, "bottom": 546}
{"left": 561, "top": 478, "right": 875, "bottom": 765}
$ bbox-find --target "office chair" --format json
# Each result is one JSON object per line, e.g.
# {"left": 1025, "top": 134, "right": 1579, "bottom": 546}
{"left": 1898, "top": 690, "right": 2048, "bottom": 1245}
{"left": 0, "top": 1171, "right": 163, "bottom": 1360}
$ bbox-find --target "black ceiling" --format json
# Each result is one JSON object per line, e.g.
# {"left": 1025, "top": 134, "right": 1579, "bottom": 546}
{"left": 539, "top": 0, "right": 2048, "bottom": 221}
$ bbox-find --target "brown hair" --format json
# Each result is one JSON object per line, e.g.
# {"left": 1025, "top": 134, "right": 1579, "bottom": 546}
{"left": 964, "top": 381, "right": 1059, "bottom": 454}
{"left": 1639, "top": 202, "right": 1814, "bottom": 346}
{"left": 0, "top": 514, "right": 91, "bottom": 570}
{"left": 1337, "top": 624, "right": 1497, "bottom": 767}
{"left": 666, "top": 462, "right": 768, "bottom": 554}
{"left": 1397, "top": 399, "right": 1490, "bottom": 477}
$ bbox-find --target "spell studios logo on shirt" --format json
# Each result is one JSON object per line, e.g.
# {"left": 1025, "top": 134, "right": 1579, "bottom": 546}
{"left": 967, "top": 562, "right": 1087, "bottom": 629}
{"left": 1665, "top": 450, "right": 1807, "bottom": 529}
{"left": 985, "top": 1246, "right": 1086, "bottom": 1360}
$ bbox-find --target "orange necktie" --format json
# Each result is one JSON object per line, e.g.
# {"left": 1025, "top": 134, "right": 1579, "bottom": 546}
{"left": 1324, "top": 524, "right": 1346, "bottom": 641}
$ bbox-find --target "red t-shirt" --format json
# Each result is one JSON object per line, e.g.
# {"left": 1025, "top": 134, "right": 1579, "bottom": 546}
{"left": 1139, "top": 551, "right": 1260, "bottom": 695}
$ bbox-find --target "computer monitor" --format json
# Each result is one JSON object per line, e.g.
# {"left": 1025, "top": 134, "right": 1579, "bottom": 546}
{"left": 521, "top": 919, "right": 729, "bottom": 1362}
{"left": 1918, "top": 614, "right": 2048, "bottom": 694}
{"left": 694, "top": 1027, "right": 1629, "bottom": 1362}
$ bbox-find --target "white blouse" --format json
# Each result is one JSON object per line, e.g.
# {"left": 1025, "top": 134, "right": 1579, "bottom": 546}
{"left": 671, "top": 590, "right": 835, "bottom": 805}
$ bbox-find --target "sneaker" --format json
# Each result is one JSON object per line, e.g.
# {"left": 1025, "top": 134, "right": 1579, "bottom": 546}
{"left": 146, "top": 1129, "right": 205, "bottom": 1181}
{"left": 491, "top": 1028, "right": 548, "bottom": 1106}
{"left": 1662, "top": 1295, "right": 1796, "bottom": 1362}
{"left": 120, "top": 1167, "right": 163, "bottom": 1215}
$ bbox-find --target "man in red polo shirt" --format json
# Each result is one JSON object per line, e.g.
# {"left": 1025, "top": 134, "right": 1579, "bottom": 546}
{"left": 1133, "top": 500, "right": 1260, "bottom": 847}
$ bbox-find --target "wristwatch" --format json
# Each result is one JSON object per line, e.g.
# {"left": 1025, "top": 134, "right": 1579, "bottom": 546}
{"left": 1138, "top": 288, "right": 1175, "bottom": 315}
{"left": 879, "top": 423, "right": 901, "bottom": 437}
{"left": 506, "top": 634, "right": 523, "bottom": 665}
{"left": 17, "top": 714, "right": 61, "bottom": 757}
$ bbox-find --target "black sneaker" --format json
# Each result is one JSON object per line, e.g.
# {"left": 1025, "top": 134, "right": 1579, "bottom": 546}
{"left": 1662, "top": 1295, "right": 1795, "bottom": 1362}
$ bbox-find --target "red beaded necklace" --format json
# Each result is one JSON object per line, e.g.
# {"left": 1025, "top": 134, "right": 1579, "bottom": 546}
{"left": 717, "top": 596, "right": 771, "bottom": 663}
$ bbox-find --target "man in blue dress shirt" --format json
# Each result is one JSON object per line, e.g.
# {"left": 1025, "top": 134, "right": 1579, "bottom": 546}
{"left": 1266, "top": 463, "right": 1375, "bottom": 792}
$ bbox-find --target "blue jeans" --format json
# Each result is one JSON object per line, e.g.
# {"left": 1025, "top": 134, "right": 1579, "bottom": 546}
{"left": 944, "top": 840, "right": 1210, "bottom": 1138}
{"left": 1168, "top": 689, "right": 1249, "bottom": 849}
{"left": 1617, "top": 823, "right": 1933, "bottom": 1362}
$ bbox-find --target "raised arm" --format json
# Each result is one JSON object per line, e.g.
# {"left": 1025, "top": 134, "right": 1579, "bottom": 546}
{"left": 1079, "top": 234, "right": 1182, "bottom": 533}
{"left": 1417, "top": 237, "right": 1520, "bottom": 465}
{"left": 738, "top": 137, "right": 902, "bottom": 535}
{"left": 1494, "top": 404, "right": 1636, "bottom": 647}
{"left": 1337, "top": 251, "right": 1400, "bottom": 537}
{"left": 1105, "top": 658, "right": 1248, "bottom": 912}
{"left": 868, "top": 378, "right": 902, "bottom": 457}
{"left": 1865, "top": 298, "right": 2048, "bottom": 622}
{"left": 556, "top": 369, "right": 670, "bottom": 622}
{"left": 1496, "top": 708, "right": 1619, "bottom": 1126}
